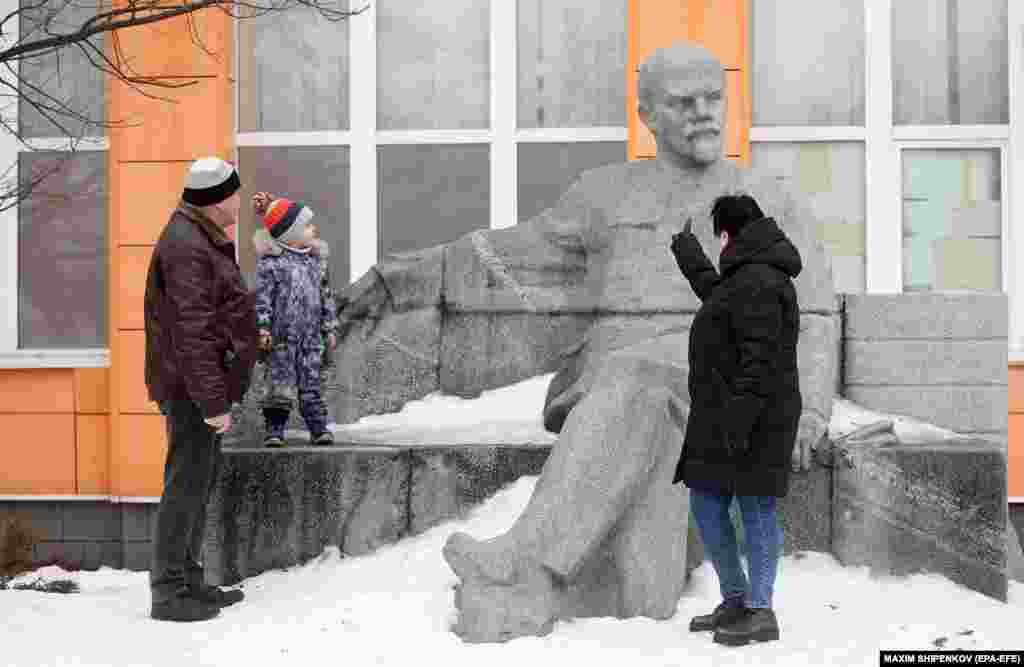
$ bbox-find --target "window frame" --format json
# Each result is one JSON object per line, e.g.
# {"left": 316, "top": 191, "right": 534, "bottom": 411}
{"left": 0, "top": 0, "right": 110, "bottom": 368}
{"left": 233, "top": 0, "right": 630, "bottom": 285}
{"left": 750, "top": 0, "right": 1022, "bottom": 361}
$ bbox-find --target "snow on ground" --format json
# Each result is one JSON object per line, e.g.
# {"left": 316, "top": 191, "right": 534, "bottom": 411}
{"left": 4, "top": 376, "right": 997, "bottom": 665}
{"left": 308, "top": 373, "right": 962, "bottom": 447}
{"left": 3, "top": 477, "right": 1023, "bottom": 667}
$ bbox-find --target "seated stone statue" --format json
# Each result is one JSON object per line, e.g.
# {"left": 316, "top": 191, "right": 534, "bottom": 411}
{"left": 334, "top": 42, "right": 837, "bottom": 643}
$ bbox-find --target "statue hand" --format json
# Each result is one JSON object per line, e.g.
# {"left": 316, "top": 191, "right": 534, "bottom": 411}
{"left": 794, "top": 410, "right": 828, "bottom": 472}
{"left": 336, "top": 268, "right": 391, "bottom": 344}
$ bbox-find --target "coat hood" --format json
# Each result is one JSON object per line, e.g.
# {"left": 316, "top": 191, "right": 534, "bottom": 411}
{"left": 252, "top": 228, "right": 329, "bottom": 257}
{"left": 718, "top": 217, "right": 802, "bottom": 279}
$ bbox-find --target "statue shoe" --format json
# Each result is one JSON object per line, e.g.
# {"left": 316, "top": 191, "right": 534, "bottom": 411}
{"left": 151, "top": 591, "right": 221, "bottom": 622}
{"left": 689, "top": 596, "right": 747, "bottom": 632}
{"left": 712, "top": 608, "right": 780, "bottom": 646}
{"left": 191, "top": 583, "right": 245, "bottom": 608}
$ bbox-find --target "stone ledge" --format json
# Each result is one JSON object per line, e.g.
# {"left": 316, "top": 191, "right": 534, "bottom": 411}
{"left": 833, "top": 438, "right": 1007, "bottom": 601}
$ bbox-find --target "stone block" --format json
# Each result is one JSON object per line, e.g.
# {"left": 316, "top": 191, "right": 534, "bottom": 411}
{"left": 120, "top": 504, "right": 156, "bottom": 542}
{"left": 62, "top": 502, "right": 122, "bottom": 542}
{"left": 33, "top": 542, "right": 85, "bottom": 568}
{"left": 439, "top": 313, "right": 593, "bottom": 397}
{"left": 1007, "top": 519, "right": 1024, "bottom": 583}
{"left": 844, "top": 293, "right": 1007, "bottom": 340}
{"left": 844, "top": 386, "right": 1007, "bottom": 435}
{"left": 204, "top": 447, "right": 410, "bottom": 586}
{"left": 408, "top": 445, "right": 551, "bottom": 535}
{"left": 123, "top": 541, "right": 153, "bottom": 572}
{"left": 80, "top": 541, "right": 123, "bottom": 571}
{"left": 780, "top": 465, "right": 832, "bottom": 555}
{"left": 0, "top": 501, "right": 63, "bottom": 541}
{"left": 845, "top": 340, "right": 1008, "bottom": 386}
{"left": 833, "top": 438, "right": 1007, "bottom": 601}
{"left": 799, "top": 313, "right": 841, "bottom": 419}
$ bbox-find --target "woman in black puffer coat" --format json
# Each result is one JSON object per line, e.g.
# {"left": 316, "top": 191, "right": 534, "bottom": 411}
{"left": 669, "top": 194, "right": 802, "bottom": 648}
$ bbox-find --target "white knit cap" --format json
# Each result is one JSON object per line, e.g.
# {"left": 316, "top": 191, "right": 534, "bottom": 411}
{"left": 182, "top": 157, "right": 240, "bottom": 207}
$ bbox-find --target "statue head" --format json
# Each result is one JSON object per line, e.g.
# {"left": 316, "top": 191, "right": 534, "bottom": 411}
{"left": 638, "top": 42, "right": 725, "bottom": 167}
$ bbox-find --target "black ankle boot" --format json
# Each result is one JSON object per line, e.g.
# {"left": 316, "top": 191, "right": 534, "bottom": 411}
{"left": 689, "top": 597, "right": 747, "bottom": 632}
{"left": 713, "top": 608, "right": 780, "bottom": 646}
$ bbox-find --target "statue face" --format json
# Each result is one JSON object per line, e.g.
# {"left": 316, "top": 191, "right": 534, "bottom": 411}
{"left": 642, "top": 73, "right": 725, "bottom": 166}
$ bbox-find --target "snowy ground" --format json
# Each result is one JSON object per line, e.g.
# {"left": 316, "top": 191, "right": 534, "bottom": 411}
{"left": 6, "top": 376, "right": 1013, "bottom": 666}
{"left": 3, "top": 476, "right": 1023, "bottom": 667}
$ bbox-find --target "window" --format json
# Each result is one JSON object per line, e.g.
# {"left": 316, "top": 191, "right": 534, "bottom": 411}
{"left": 237, "top": 4, "right": 350, "bottom": 132}
{"left": 901, "top": 148, "right": 1002, "bottom": 292}
{"left": 750, "top": 0, "right": 1015, "bottom": 325}
{"left": 237, "top": 146, "right": 351, "bottom": 285}
{"left": 751, "top": 0, "right": 865, "bottom": 126}
{"left": 517, "top": 0, "right": 627, "bottom": 128}
{"left": 236, "top": 0, "right": 630, "bottom": 287}
{"left": 0, "top": 0, "right": 109, "bottom": 366}
{"left": 893, "top": 0, "right": 1008, "bottom": 125}
{"left": 751, "top": 142, "right": 866, "bottom": 294}
{"left": 750, "top": 0, "right": 868, "bottom": 293}
{"left": 376, "top": 0, "right": 490, "bottom": 130}
{"left": 378, "top": 145, "right": 490, "bottom": 255}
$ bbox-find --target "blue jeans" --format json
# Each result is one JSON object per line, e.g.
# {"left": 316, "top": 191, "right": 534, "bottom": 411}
{"left": 690, "top": 489, "right": 783, "bottom": 609}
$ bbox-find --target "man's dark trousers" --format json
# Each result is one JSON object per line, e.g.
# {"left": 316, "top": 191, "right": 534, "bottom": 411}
{"left": 150, "top": 399, "right": 222, "bottom": 603}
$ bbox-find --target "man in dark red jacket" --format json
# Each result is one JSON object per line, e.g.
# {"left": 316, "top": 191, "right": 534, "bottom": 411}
{"left": 144, "top": 157, "right": 259, "bottom": 622}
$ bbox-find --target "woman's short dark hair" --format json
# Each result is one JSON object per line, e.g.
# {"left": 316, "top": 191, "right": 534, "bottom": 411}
{"left": 711, "top": 194, "right": 765, "bottom": 237}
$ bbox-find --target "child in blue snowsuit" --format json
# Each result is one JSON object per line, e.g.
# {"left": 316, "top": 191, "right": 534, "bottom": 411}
{"left": 252, "top": 192, "right": 339, "bottom": 446}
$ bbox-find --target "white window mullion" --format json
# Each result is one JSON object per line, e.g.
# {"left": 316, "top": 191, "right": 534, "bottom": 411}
{"left": 348, "top": 2, "right": 378, "bottom": 280}
{"left": 864, "top": 0, "right": 900, "bottom": 293}
{"left": 490, "top": 0, "right": 516, "bottom": 230}
{"left": 0, "top": 0, "right": 19, "bottom": 353}
{"left": 1009, "top": 3, "right": 1024, "bottom": 360}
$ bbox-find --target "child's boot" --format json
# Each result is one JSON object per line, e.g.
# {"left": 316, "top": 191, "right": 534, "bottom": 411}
{"left": 262, "top": 407, "right": 289, "bottom": 447}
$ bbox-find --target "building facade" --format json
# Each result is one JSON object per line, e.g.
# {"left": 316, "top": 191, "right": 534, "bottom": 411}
{"left": 1, "top": 0, "right": 1021, "bottom": 510}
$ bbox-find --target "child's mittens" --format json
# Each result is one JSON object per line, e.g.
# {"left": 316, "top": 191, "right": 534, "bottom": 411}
{"left": 252, "top": 191, "right": 275, "bottom": 215}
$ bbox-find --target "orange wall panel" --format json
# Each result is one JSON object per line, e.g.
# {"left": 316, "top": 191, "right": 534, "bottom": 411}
{"left": 114, "top": 415, "right": 168, "bottom": 497}
{"left": 1011, "top": 413, "right": 1024, "bottom": 499}
{"left": 627, "top": 0, "right": 749, "bottom": 163}
{"left": 111, "top": 77, "right": 233, "bottom": 163}
{"left": 0, "top": 414, "right": 76, "bottom": 494}
{"left": 117, "top": 162, "right": 191, "bottom": 246}
{"left": 110, "top": 9, "right": 229, "bottom": 79}
{"left": 1010, "top": 365, "right": 1024, "bottom": 415}
{"left": 0, "top": 369, "right": 75, "bottom": 414}
{"left": 74, "top": 368, "right": 109, "bottom": 414}
{"left": 117, "top": 246, "right": 154, "bottom": 331}
{"left": 116, "top": 331, "right": 160, "bottom": 415}
{"left": 76, "top": 414, "right": 110, "bottom": 495}
{"left": 695, "top": 0, "right": 745, "bottom": 69}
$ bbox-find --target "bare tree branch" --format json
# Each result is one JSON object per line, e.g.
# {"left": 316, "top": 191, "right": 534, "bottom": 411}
{"left": 0, "top": 0, "right": 367, "bottom": 211}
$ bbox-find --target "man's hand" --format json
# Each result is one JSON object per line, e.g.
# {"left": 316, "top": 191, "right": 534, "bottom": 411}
{"left": 258, "top": 329, "right": 273, "bottom": 352}
{"left": 204, "top": 413, "right": 232, "bottom": 434}
{"left": 326, "top": 332, "right": 337, "bottom": 350}
{"left": 335, "top": 269, "right": 391, "bottom": 344}
{"left": 794, "top": 411, "right": 828, "bottom": 472}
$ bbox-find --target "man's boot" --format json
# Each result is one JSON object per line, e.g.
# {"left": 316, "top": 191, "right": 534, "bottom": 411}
{"left": 151, "top": 589, "right": 221, "bottom": 622}
{"left": 689, "top": 595, "right": 747, "bottom": 632}
{"left": 712, "top": 608, "right": 780, "bottom": 646}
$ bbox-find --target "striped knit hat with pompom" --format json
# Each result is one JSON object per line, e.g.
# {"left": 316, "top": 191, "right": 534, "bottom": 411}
{"left": 262, "top": 198, "right": 314, "bottom": 246}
